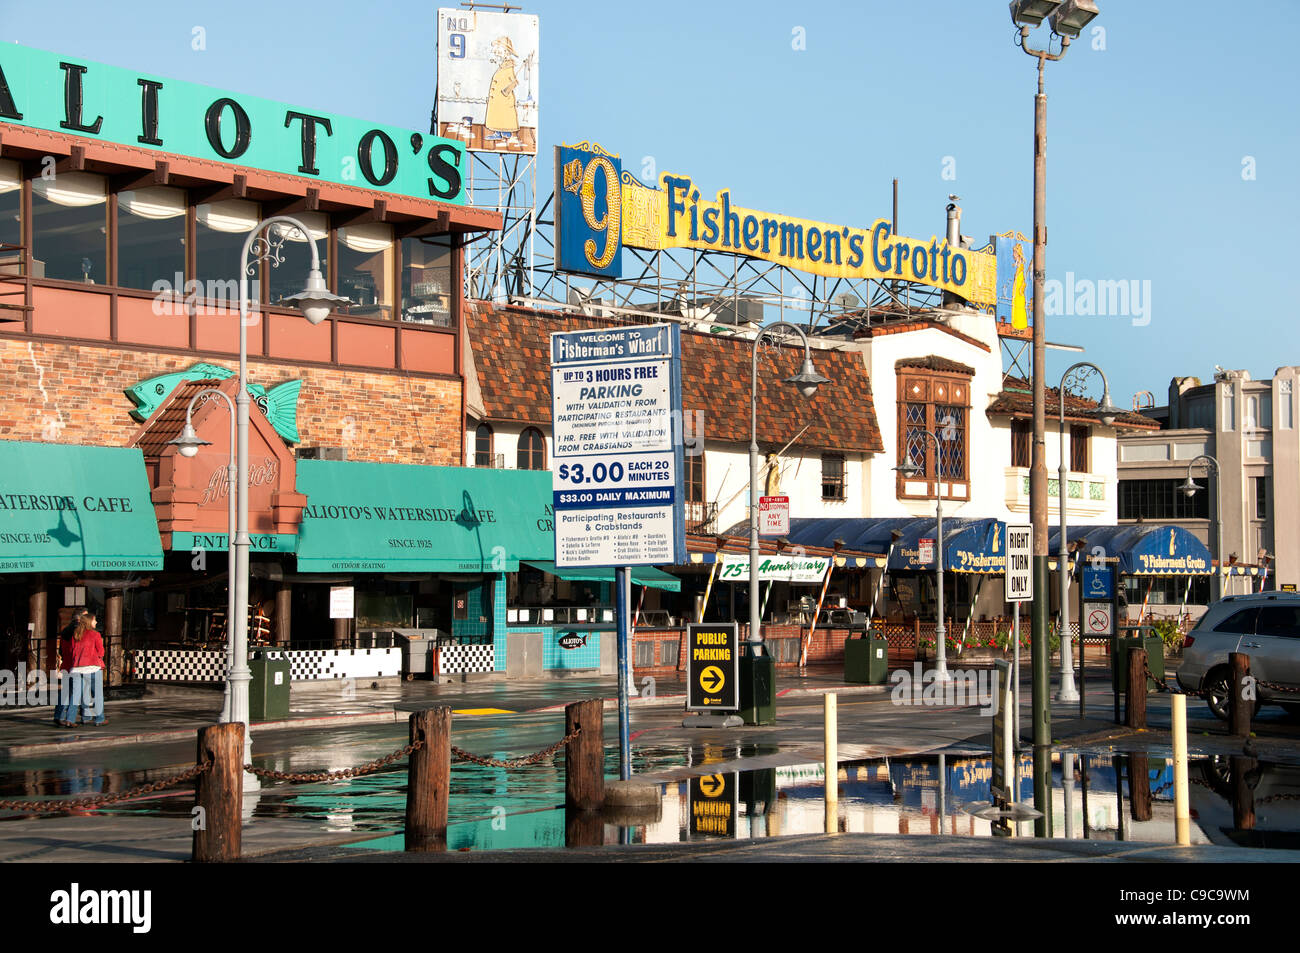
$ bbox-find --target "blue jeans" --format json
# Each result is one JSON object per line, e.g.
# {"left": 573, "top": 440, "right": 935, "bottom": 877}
{"left": 80, "top": 669, "right": 104, "bottom": 724}
{"left": 53, "top": 673, "right": 77, "bottom": 724}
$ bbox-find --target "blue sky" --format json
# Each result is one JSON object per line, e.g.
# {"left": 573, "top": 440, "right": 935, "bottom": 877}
{"left": 3, "top": 0, "right": 1297, "bottom": 403}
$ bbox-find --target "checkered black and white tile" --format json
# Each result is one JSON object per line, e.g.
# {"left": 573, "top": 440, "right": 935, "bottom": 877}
{"left": 437, "top": 643, "right": 496, "bottom": 674}
{"left": 131, "top": 648, "right": 402, "bottom": 683}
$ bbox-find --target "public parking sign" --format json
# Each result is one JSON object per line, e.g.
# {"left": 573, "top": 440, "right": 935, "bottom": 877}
{"left": 686, "top": 623, "right": 739, "bottom": 712}
{"left": 1004, "top": 524, "right": 1032, "bottom": 602}
{"left": 759, "top": 495, "right": 789, "bottom": 536}
{"left": 689, "top": 772, "right": 738, "bottom": 837}
{"left": 549, "top": 324, "right": 686, "bottom": 567}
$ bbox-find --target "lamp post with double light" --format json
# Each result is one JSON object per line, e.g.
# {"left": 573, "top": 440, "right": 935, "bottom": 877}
{"left": 1055, "top": 362, "right": 1119, "bottom": 703}
{"left": 1009, "top": 0, "right": 1100, "bottom": 834}
{"left": 894, "top": 429, "right": 950, "bottom": 682}
{"left": 746, "top": 322, "right": 829, "bottom": 723}
{"left": 172, "top": 216, "right": 347, "bottom": 787}
{"left": 1180, "top": 454, "right": 1223, "bottom": 603}
{"left": 169, "top": 388, "right": 237, "bottom": 722}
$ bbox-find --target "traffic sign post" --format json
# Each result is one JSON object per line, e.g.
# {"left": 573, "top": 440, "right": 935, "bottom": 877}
{"left": 758, "top": 495, "right": 789, "bottom": 536}
{"left": 1079, "top": 562, "right": 1119, "bottom": 722}
{"left": 550, "top": 324, "right": 686, "bottom": 780}
{"left": 684, "top": 623, "right": 742, "bottom": 728}
{"left": 1005, "top": 525, "right": 1032, "bottom": 749}
{"left": 918, "top": 537, "right": 935, "bottom": 566}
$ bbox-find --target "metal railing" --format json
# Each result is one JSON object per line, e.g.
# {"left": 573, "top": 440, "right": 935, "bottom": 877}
{"left": 685, "top": 500, "right": 718, "bottom": 535}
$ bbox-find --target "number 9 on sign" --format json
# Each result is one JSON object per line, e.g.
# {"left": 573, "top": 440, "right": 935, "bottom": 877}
{"left": 581, "top": 156, "right": 620, "bottom": 270}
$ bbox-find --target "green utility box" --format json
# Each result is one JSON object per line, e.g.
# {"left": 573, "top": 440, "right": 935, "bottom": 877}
{"left": 248, "top": 653, "right": 291, "bottom": 721}
{"left": 1111, "top": 630, "right": 1164, "bottom": 694}
{"left": 739, "top": 652, "right": 776, "bottom": 725}
{"left": 844, "top": 635, "right": 890, "bottom": 684}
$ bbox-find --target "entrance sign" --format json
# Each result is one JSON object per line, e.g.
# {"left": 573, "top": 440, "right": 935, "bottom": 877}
{"left": 549, "top": 324, "right": 685, "bottom": 567}
{"left": 717, "top": 553, "right": 830, "bottom": 584}
{"left": 689, "top": 772, "right": 738, "bottom": 837}
{"left": 759, "top": 496, "right": 789, "bottom": 536}
{"left": 686, "top": 623, "right": 739, "bottom": 712}
{"left": 1004, "top": 524, "right": 1032, "bottom": 602}
{"left": 329, "top": 586, "right": 355, "bottom": 620}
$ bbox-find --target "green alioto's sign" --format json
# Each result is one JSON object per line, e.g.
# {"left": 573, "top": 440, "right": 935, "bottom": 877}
{"left": 294, "top": 460, "right": 555, "bottom": 573}
{"left": 0, "top": 441, "right": 164, "bottom": 572}
{"left": 0, "top": 44, "right": 466, "bottom": 204}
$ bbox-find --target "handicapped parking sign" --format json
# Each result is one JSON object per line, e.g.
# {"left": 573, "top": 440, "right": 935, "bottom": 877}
{"left": 1082, "top": 567, "right": 1114, "bottom": 600}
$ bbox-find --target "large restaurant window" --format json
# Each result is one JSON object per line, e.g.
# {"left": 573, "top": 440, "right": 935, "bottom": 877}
{"left": 1010, "top": 418, "right": 1031, "bottom": 468}
{"left": 337, "top": 223, "right": 394, "bottom": 320}
{"left": 1123, "top": 574, "right": 1210, "bottom": 607}
{"left": 401, "top": 235, "right": 452, "bottom": 325}
{"left": 517, "top": 427, "right": 546, "bottom": 470}
{"left": 117, "top": 187, "right": 186, "bottom": 291}
{"left": 0, "top": 161, "right": 20, "bottom": 258}
{"left": 1117, "top": 478, "right": 1210, "bottom": 520}
{"left": 268, "top": 212, "right": 328, "bottom": 307}
{"left": 474, "top": 423, "right": 494, "bottom": 467}
{"left": 196, "top": 200, "right": 260, "bottom": 304}
{"left": 31, "top": 171, "right": 107, "bottom": 283}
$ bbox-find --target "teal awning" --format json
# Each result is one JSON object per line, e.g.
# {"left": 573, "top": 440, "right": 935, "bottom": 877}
{"left": 294, "top": 461, "right": 555, "bottom": 573}
{"left": 523, "top": 560, "right": 682, "bottom": 592}
{"left": 0, "top": 440, "right": 164, "bottom": 573}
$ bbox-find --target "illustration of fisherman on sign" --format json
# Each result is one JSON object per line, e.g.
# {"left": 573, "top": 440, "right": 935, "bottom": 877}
{"left": 436, "top": 9, "right": 539, "bottom": 155}
{"left": 485, "top": 37, "right": 521, "bottom": 141}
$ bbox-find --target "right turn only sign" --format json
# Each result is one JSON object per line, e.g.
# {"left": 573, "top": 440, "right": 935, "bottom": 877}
{"left": 686, "top": 623, "right": 739, "bottom": 711}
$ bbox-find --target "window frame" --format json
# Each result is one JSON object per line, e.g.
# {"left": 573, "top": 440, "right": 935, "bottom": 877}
{"left": 821, "top": 452, "right": 847, "bottom": 502}
{"left": 896, "top": 370, "right": 972, "bottom": 501}
{"left": 474, "top": 422, "right": 494, "bottom": 468}
{"left": 1069, "top": 424, "right": 1090, "bottom": 474}
{"left": 1010, "top": 418, "right": 1031, "bottom": 469}
{"left": 517, "top": 426, "right": 546, "bottom": 471}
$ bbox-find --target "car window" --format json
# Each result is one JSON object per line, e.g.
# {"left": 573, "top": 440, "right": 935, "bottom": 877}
{"left": 1256, "top": 605, "right": 1300, "bottom": 638}
{"left": 1212, "top": 607, "right": 1258, "bottom": 634}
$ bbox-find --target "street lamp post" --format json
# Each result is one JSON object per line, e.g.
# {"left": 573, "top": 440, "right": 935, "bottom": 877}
{"left": 746, "top": 322, "right": 829, "bottom": 721}
{"left": 189, "top": 217, "right": 347, "bottom": 788}
{"left": 1055, "top": 362, "right": 1119, "bottom": 703}
{"left": 169, "top": 388, "right": 237, "bottom": 722}
{"left": 1179, "top": 454, "right": 1223, "bottom": 603}
{"left": 1010, "top": 0, "right": 1100, "bottom": 836}
{"left": 894, "top": 430, "right": 950, "bottom": 681}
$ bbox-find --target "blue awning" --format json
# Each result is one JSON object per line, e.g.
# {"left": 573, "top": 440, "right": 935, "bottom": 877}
{"left": 1047, "top": 524, "right": 1212, "bottom": 575}
{"left": 780, "top": 517, "right": 1008, "bottom": 574}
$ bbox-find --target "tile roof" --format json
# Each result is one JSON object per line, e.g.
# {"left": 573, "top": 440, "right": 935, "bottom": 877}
{"left": 895, "top": 355, "right": 975, "bottom": 375}
{"left": 131, "top": 379, "right": 231, "bottom": 457}
{"left": 464, "top": 302, "right": 884, "bottom": 454}
{"left": 988, "top": 375, "right": 1160, "bottom": 430}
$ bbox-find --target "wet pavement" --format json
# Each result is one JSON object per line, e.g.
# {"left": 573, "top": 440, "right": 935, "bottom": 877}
{"left": 3, "top": 660, "right": 1300, "bottom": 862}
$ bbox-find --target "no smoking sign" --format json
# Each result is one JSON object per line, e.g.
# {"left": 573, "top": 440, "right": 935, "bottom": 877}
{"left": 1083, "top": 602, "right": 1113, "bottom": 636}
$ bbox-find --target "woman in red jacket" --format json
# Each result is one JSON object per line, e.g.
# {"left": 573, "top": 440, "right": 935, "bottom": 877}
{"left": 61, "top": 612, "right": 107, "bottom": 728}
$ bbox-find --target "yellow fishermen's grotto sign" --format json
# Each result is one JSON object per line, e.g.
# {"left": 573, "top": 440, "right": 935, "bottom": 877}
{"left": 554, "top": 142, "right": 997, "bottom": 306}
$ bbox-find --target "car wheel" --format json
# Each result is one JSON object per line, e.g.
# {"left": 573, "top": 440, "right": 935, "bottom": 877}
{"left": 1203, "top": 667, "right": 1231, "bottom": 721}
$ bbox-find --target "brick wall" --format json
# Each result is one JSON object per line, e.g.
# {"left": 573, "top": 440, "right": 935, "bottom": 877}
{"left": 0, "top": 338, "right": 461, "bottom": 465}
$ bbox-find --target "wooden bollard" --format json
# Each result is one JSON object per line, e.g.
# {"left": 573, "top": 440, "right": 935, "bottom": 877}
{"left": 565, "top": 698, "right": 605, "bottom": 813}
{"left": 1230, "top": 652, "right": 1252, "bottom": 738}
{"left": 193, "top": 722, "right": 244, "bottom": 863}
{"left": 1129, "top": 753, "right": 1152, "bottom": 822}
{"left": 1231, "top": 755, "right": 1256, "bottom": 831}
{"left": 1126, "top": 648, "right": 1147, "bottom": 729}
{"left": 405, "top": 707, "right": 451, "bottom": 852}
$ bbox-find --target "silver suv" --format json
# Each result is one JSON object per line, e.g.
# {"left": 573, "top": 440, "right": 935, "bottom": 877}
{"left": 1177, "top": 592, "right": 1300, "bottom": 720}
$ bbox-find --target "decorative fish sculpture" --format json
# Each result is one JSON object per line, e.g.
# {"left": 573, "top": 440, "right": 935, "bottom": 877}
{"left": 125, "top": 363, "right": 303, "bottom": 443}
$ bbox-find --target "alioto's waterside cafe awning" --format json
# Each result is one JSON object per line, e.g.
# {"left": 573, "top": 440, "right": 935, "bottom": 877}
{"left": 0, "top": 440, "right": 164, "bottom": 573}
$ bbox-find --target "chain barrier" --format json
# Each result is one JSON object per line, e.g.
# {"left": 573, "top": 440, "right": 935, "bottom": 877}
{"left": 246, "top": 739, "right": 423, "bottom": 783}
{"left": 451, "top": 726, "right": 581, "bottom": 769}
{"left": 0, "top": 760, "right": 213, "bottom": 814}
{"left": 1254, "top": 678, "right": 1300, "bottom": 695}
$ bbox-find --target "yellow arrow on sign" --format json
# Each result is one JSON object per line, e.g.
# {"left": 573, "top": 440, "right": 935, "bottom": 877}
{"left": 700, "top": 665, "right": 725, "bottom": 693}
{"left": 698, "top": 774, "right": 726, "bottom": 797}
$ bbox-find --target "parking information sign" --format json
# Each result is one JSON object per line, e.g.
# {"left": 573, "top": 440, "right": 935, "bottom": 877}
{"left": 686, "top": 623, "right": 739, "bottom": 712}
{"left": 689, "top": 772, "right": 738, "bottom": 837}
{"left": 549, "top": 324, "right": 686, "bottom": 567}
{"left": 1004, "top": 524, "right": 1032, "bottom": 602}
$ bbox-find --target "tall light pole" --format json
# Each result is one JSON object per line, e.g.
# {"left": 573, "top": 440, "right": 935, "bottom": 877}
{"left": 169, "top": 388, "right": 237, "bottom": 722}
{"left": 1180, "top": 454, "right": 1223, "bottom": 603}
{"left": 894, "top": 430, "right": 950, "bottom": 681}
{"left": 1010, "top": 0, "right": 1100, "bottom": 836}
{"left": 747, "top": 322, "right": 829, "bottom": 722}
{"left": 1054, "top": 362, "right": 1118, "bottom": 703}
{"left": 228, "top": 217, "right": 346, "bottom": 788}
